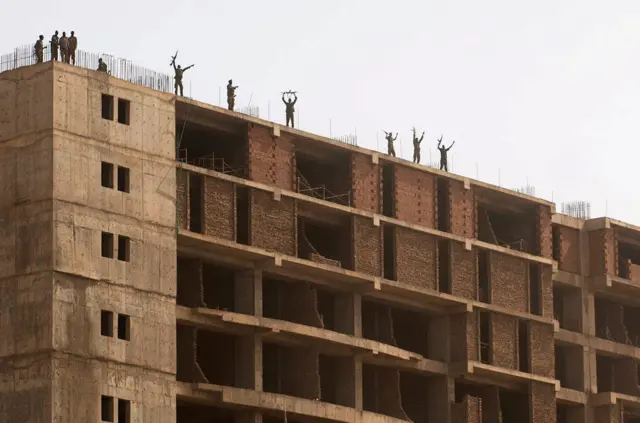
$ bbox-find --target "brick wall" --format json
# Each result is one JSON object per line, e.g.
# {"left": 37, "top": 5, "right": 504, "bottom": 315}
{"left": 247, "top": 124, "right": 294, "bottom": 190}
{"left": 557, "top": 226, "right": 580, "bottom": 273}
{"left": 350, "top": 152, "right": 380, "bottom": 212}
{"left": 203, "top": 177, "right": 235, "bottom": 240}
{"left": 451, "top": 312, "right": 478, "bottom": 362}
{"left": 537, "top": 205, "right": 553, "bottom": 258}
{"left": 594, "top": 404, "right": 621, "bottom": 423}
{"left": 393, "top": 165, "right": 436, "bottom": 228}
{"left": 451, "top": 243, "right": 476, "bottom": 300}
{"left": 280, "top": 347, "right": 320, "bottom": 400}
{"left": 490, "top": 252, "right": 528, "bottom": 312}
{"left": 589, "top": 229, "right": 615, "bottom": 276}
{"left": 451, "top": 395, "right": 481, "bottom": 423}
{"left": 395, "top": 227, "right": 437, "bottom": 290}
{"left": 541, "top": 264, "right": 553, "bottom": 318}
{"left": 613, "top": 358, "right": 640, "bottom": 396}
{"left": 491, "top": 313, "right": 517, "bottom": 369}
{"left": 281, "top": 283, "right": 324, "bottom": 328}
{"left": 375, "top": 367, "right": 410, "bottom": 420}
{"left": 529, "top": 321, "right": 554, "bottom": 378}
{"left": 449, "top": 179, "right": 475, "bottom": 238}
{"left": 529, "top": 383, "right": 556, "bottom": 423}
{"left": 176, "top": 169, "right": 189, "bottom": 229}
{"left": 352, "top": 216, "right": 381, "bottom": 276}
{"left": 250, "top": 190, "right": 296, "bottom": 256}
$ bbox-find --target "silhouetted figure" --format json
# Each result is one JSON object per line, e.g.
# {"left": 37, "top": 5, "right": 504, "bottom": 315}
{"left": 34, "top": 35, "right": 46, "bottom": 64}
{"left": 50, "top": 31, "right": 59, "bottom": 61}
{"left": 412, "top": 127, "right": 425, "bottom": 163}
{"left": 437, "top": 135, "right": 455, "bottom": 171}
{"left": 59, "top": 32, "right": 69, "bottom": 63}
{"left": 97, "top": 58, "right": 108, "bottom": 73}
{"left": 170, "top": 52, "right": 194, "bottom": 97}
{"left": 69, "top": 31, "right": 77, "bottom": 65}
{"left": 227, "top": 79, "right": 238, "bottom": 111}
{"left": 282, "top": 92, "right": 297, "bottom": 128}
{"left": 384, "top": 131, "right": 397, "bottom": 157}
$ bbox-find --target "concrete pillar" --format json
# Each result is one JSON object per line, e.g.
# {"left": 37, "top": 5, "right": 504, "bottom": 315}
{"left": 354, "top": 356, "right": 363, "bottom": 411}
{"left": 234, "top": 269, "right": 262, "bottom": 316}
{"left": 427, "top": 315, "right": 450, "bottom": 362}
{"left": 335, "top": 292, "right": 359, "bottom": 335}
{"left": 234, "top": 411, "right": 262, "bottom": 423}
{"left": 427, "top": 376, "right": 453, "bottom": 423}
{"left": 235, "top": 335, "right": 262, "bottom": 391}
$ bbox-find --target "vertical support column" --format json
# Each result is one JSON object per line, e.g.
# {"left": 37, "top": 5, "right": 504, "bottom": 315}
{"left": 234, "top": 269, "right": 263, "bottom": 316}
{"left": 427, "top": 376, "right": 453, "bottom": 423}
{"left": 351, "top": 293, "right": 364, "bottom": 411}
{"left": 427, "top": 315, "right": 450, "bottom": 362}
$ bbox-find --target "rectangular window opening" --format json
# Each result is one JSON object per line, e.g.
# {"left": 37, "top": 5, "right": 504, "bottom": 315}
{"left": 382, "top": 164, "right": 395, "bottom": 218}
{"left": 383, "top": 225, "right": 396, "bottom": 280}
{"left": 101, "top": 310, "right": 113, "bottom": 337}
{"left": 101, "top": 94, "right": 114, "bottom": 121}
{"left": 101, "top": 162, "right": 114, "bottom": 189}
{"left": 117, "top": 166, "right": 130, "bottom": 193}
{"left": 189, "top": 174, "right": 204, "bottom": 233}
{"left": 117, "top": 235, "right": 130, "bottom": 262}
{"left": 235, "top": 186, "right": 250, "bottom": 245}
{"left": 518, "top": 320, "right": 530, "bottom": 372}
{"left": 117, "top": 399, "right": 130, "bottom": 423}
{"left": 438, "top": 239, "right": 452, "bottom": 293}
{"left": 436, "top": 177, "right": 451, "bottom": 232}
{"left": 478, "top": 250, "right": 490, "bottom": 303}
{"left": 117, "top": 98, "right": 130, "bottom": 125}
{"left": 101, "top": 232, "right": 114, "bottom": 259}
{"left": 529, "top": 263, "right": 542, "bottom": 315}
{"left": 479, "top": 311, "right": 491, "bottom": 364}
{"left": 101, "top": 395, "right": 114, "bottom": 422}
{"left": 117, "top": 314, "right": 130, "bottom": 341}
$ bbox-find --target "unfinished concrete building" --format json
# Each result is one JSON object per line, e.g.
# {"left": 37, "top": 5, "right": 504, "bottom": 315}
{"left": 0, "top": 59, "right": 635, "bottom": 423}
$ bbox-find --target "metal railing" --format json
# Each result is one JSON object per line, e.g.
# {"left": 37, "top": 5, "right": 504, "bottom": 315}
{"left": 0, "top": 43, "right": 173, "bottom": 93}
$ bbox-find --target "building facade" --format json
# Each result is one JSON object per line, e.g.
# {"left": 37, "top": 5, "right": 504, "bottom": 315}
{"left": 0, "top": 61, "right": 637, "bottom": 423}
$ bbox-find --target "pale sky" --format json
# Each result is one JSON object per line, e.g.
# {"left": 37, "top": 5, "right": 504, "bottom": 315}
{"left": 4, "top": 1, "right": 639, "bottom": 224}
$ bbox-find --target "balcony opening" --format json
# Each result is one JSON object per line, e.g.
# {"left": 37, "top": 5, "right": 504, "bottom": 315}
{"left": 235, "top": 186, "right": 250, "bottom": 245}
{"left": 295, "top": 142, "right": 351, "bottom": 206}
{"left": 195, "top": 331, "right": 236, "bottom": 387}
{"left": 596, "top": 354, "right": 614, "bottom": 393}
{"left": 262, "top": 342, "right": 320, "bottom": 400}
{"left": 555, "top": 344, "right": 583, "bottom": 391}
{"left": 297, "top": 216, "right": 352, "bottom": 270}
{"left": 518, "top": 320, "right": 530, "bottom": 373}
{"left": 618, "top": 241, "right": 640, "bottom": 280}
{"left": 316, "top": 289, "right": 337, "bottom": 332}
{"left": 476, "top": 196, "right": 537, "bottom": 254}
{"left": 529, "top": 263, "right": 542, "bottom": 315}
{"left": 553, "top": 286, "right": 582, "bottom": 332}
{"left": 262, "top": 277, "right": 324, "bottom": 329}
{"left": 479, "top": 311, "right": 491, "bottom": 364}
{"left": 382, "top": 163, "right": 395, "bottom": 218}
{"left": 594, "top": 296, "right": 640, "bottom": 347}
{"left": 188, "top": 173, "right": 204, "bottom": 233}
{"left": 500, "top": 389, "right": 530, "bottom": 423}
{"left": 399, "top": 372, "right": 430, "bottom": 422}
{"left": 202, "top": 264, "right": 236, "bottom": 312}
{"left": 436, "top": 177, "right": 450, "bottom": 232}
{"left": 383, "top": 225, "right": 397, "bottom": 281}
{"left": 478, "top": 250, "right": 490, "bottom": 303}
{"left": 319, "top": 354, "right": 354, "bottom": 407}
{"left": 438, "top": 239, "right": 452, "bottom": 293}
{"left": 362, "top": 299, "right": 429, "bottom": 356}
{"left": 176, "top": 402, "right": 237, "bottom": 423}
{"left": 177, "top": 120, "right": 247, "bottom": 177}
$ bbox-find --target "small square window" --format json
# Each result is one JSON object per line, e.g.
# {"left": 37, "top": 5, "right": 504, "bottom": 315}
{"left": 101, "top": 232, "right": 114, "bottom": 259}
{"left": 117, "top": 399, "right": 130, "bottom": 423}
{"left": 101, "top": 310, "right": 113, "bottom": 337}
{"left": 101, "top": 395, "right": 114, "bottom": 422}
{"left": 102, "top": 94, "right": 114, "bottom": 121}
{"left": 117, "top": 166, "right": 130, "bottom": 193}
{"left": 117, "top": 314, "right": 130, "bottom": 341}
{"left": 117, "top": 235, "right": 130, "bottom": 262}
{"left": 101, "top": 162, "right": 114, "bottom": 189}
{"left": 117, "top": 98, "right": 130, "bottom": 125}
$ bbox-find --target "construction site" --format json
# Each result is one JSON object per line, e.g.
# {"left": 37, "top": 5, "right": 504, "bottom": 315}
{"left": 1, "top": 50, "right": 640, "bottom": 423}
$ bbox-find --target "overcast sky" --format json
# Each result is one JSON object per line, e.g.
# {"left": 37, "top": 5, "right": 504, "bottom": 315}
{"left": 4, "top": 1, "right": 639, "bottom": 224}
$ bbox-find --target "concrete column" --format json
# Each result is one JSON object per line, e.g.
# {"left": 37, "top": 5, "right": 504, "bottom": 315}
{"left": 585, "top": 348, "right": 598, "bottom": 394}
{"left": 234, "top": 269, "right": 262, "bottom": 316}
{"left": 234, "top": 411, "right": 262, "bottom": 423}
{"left": 334, "top": 292, "right": 358, "bottom": 335}
{"left": 354, "top": 356, "right": 363, "bottom": 411}
{"left": 235, "top": 335, "right": 263, "bottom": 391}
{"left": 427, "top": 315, "right": 450, "bottom": 362}
{"left": 427, "top": 376, "right": 453, "bottom": 423}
